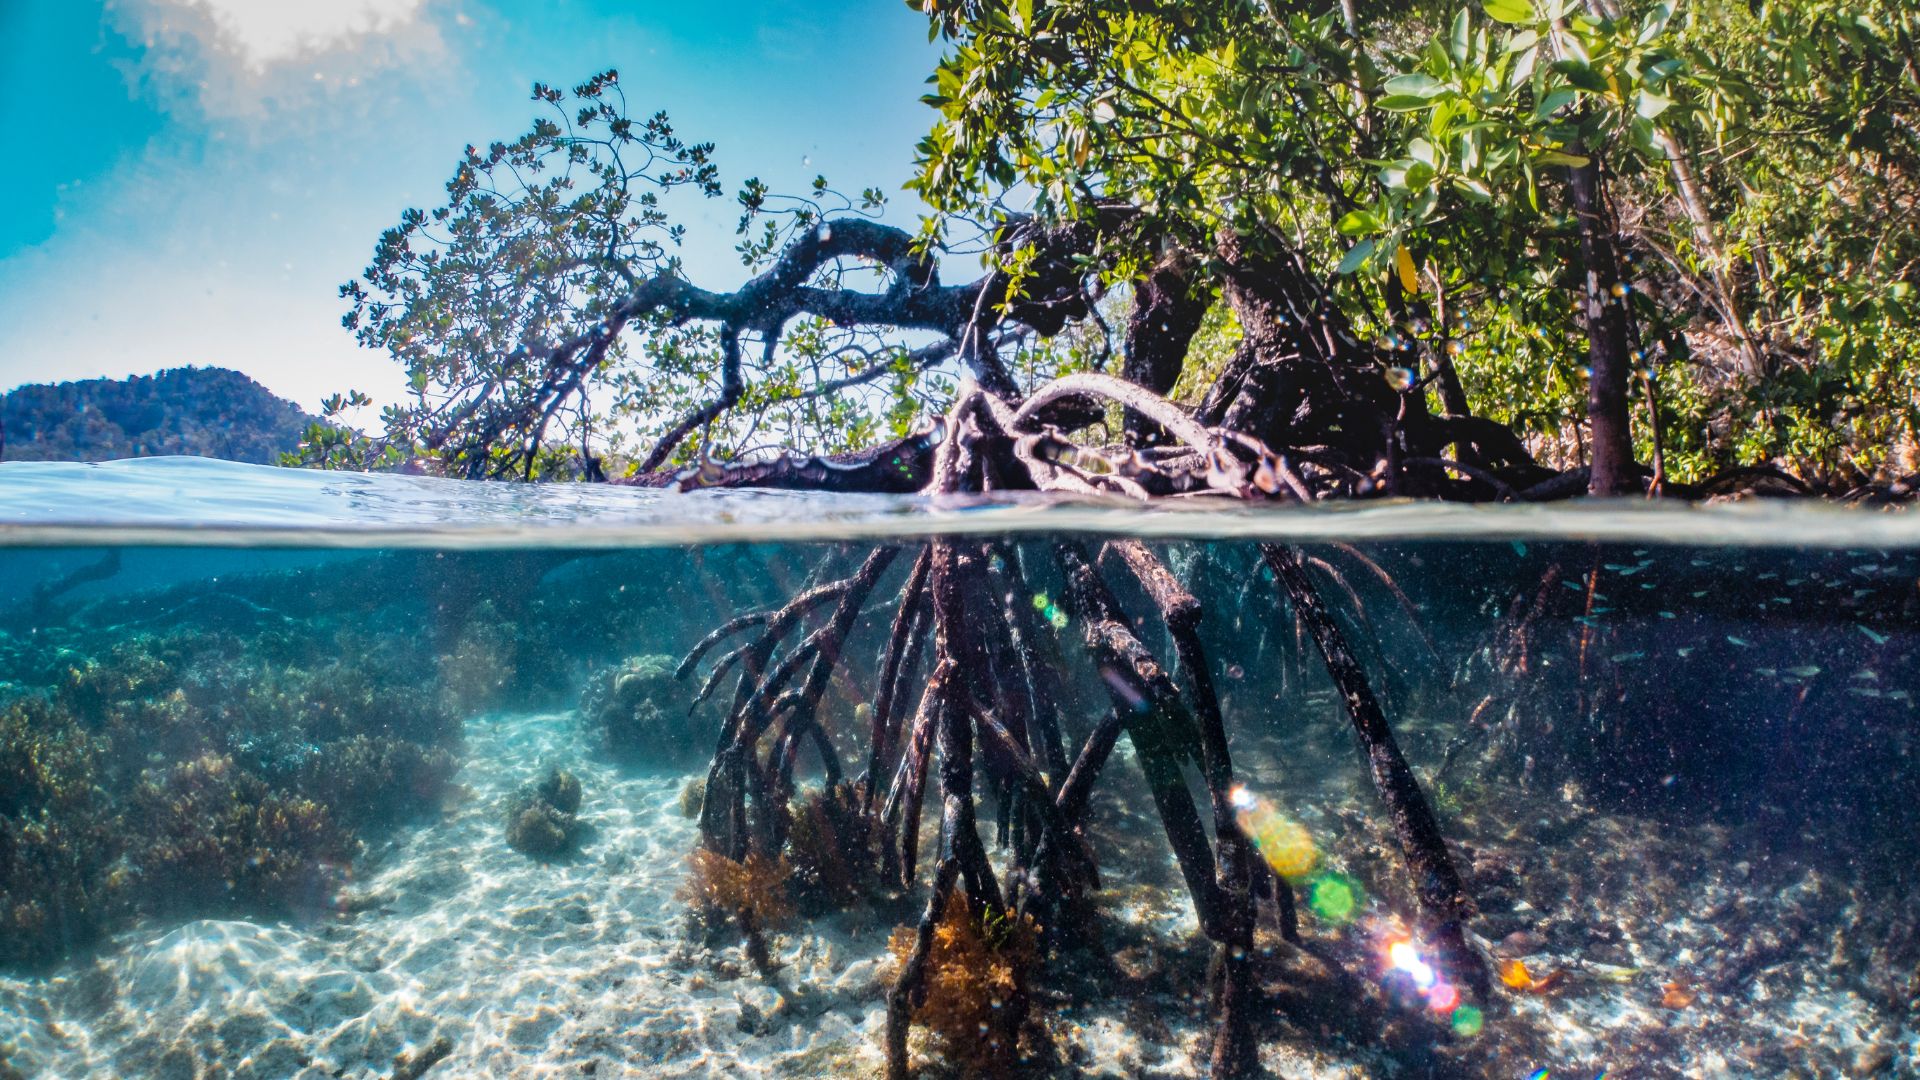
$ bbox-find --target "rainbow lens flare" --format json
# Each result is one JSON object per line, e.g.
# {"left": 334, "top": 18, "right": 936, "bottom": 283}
{"left": 1384, "top": 937, "right": 1478, "bottom": 1031}
{"left": 1230, "top": 785, "right": 1319, "bottom": 880}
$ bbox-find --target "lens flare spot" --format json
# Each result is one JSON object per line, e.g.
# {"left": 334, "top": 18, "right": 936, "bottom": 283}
{"left": 1388, "top": 939, "right": 1420, "bottom": 971}
{"left": 1428, "top": 981, "right": 1460, "bottom": 1013}
{"left": 1450, "top": 1003, "right": 1484, "bottom": 1036}
{"left": 1232, "top": 788, "right": 1320, "bottom": 880}
{"left": 1307, "top": 873, "right": 1360, "bottom": 923}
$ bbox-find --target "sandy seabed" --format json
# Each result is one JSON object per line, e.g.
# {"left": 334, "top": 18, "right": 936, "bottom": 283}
{"left": 1, "top": 707, "right": 1916, "bottom": 1079}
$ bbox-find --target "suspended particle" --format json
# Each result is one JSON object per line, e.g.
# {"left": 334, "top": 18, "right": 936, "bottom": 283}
{"left": 1032, "top": 593, "right": 1050, "bottom": 611}
{"left": 1048, "top": 607, "right": 1069, "bottom": 631}
{"left": 1445, "top": 339, "right": 1464, "bottom": 357}
{"left": 1384, "top": 366, "right": 1415, "bottom": 391}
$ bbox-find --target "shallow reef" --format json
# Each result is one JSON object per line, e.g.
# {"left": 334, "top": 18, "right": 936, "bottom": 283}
{"left": 0, "top": 591, "right": 466, "bottom": 969}
{"left": 578, "top": 653, "right": 704, "bottom": 765}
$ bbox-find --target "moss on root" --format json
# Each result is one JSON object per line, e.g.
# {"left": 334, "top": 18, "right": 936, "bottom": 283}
{"left": 785, "top": 782, "right": 877, "bottom": 915}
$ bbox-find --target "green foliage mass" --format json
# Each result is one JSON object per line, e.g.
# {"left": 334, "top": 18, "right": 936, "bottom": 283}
{"left": 911, "top": 0, "right": 1919, "bottom": 485}
{"left": 2, "top": 367, "right": 315, "bottom": 465}
{"left": 327, "top": 1, "right": 1917, "bottom": 487}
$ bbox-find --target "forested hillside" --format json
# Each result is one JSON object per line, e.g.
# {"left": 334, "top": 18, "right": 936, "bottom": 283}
{"left": 1, "top": 366, "right": 314, "bottom": 464}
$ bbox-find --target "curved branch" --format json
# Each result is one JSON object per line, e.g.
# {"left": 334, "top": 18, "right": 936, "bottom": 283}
{"left": 1011, "top": 372, "right": 1213, "bottom": 452}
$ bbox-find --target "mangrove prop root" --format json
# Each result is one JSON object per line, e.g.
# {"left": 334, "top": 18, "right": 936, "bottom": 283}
{"left": 865, "top": 546, "right": 934, "bottom": 812}
{"left": 1056, "top": 709, "right": 1124, "bottom": 825}
{"left": 885, "top": 856, "right": 961, "bottom": 1080}
{"left": 693, "top": 553, "right": 887, "bottom": 858}
{"left": 1260, "top": 544, "right": 1489, "bottom": 999}
{"left": 928, "top": 541, "right": 1004, "bottom": 912}
{"left": 1055, "top": 541, "right": 1227, "bottom": 939}
{"left": 774, "top": 548, "right": 899, "bottom": 762}
{"left": 1107, "top": 539, "right": 1259, "bottom": 1077}
{"left": 995, "top": 544, "right": 1069, "bottom": 776}
{"left": 888, "top": 658, "right": 953, "bottom": 887}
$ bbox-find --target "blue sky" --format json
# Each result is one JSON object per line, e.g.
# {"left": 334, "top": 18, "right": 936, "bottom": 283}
{"left": 0, "top": 0, "right": 940, "bottom": 412}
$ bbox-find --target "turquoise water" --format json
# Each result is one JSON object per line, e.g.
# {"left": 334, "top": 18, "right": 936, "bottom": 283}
{"left": 0, "top": 458, "right": 1915, "bottom": 1078}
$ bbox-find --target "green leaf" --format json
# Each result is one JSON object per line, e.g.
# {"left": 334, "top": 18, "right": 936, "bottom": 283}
{"left": 1337, "top": 209, "right": 1384, "bottom": 236}
{"left": 1483, "top": 0, "right": 1536, "bottom": 26}
{"left": 1452, "top": 176, "right": 1494, "bottom": 202}
{"left": 1536, "top": 88, "right": 1578, "bottom": 117}
{"left": 1336, "top": 240, "right": 1377, "bottom": 275}
{"left": 1637, "top": 3, "right": 1673, "bottom": 45}
{"left": 1635, "top": 90, "right": 1672, "bottom": 119}
{"left": 1382, "top": 73, "right": 1448, "bottom": 99}
{"left": 1377, "top": 95, "right": 1443, "bottom": 111}
{"left": 1450, "top": 9, "right": 1473, "bottom": 64}
{"left": 1552, "top": 60, "right": 1608, "bottom": 93}
{"left": 1535, "top": 149, "right": 1591, "bottom": 167}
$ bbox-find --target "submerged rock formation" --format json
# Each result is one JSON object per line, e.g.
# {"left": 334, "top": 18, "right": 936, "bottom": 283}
{"left": 578, "top": 654, "right": 701, "bottom": 765}
{"left": 504, "top": 767, "right": 584, "bottom": 859}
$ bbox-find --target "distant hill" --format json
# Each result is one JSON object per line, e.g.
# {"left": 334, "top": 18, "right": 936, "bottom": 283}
{"left": 1, "top": 366, "right": 316, "bottom": 464}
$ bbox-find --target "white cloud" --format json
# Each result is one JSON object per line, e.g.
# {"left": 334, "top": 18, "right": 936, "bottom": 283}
{"left": 168, "top": 0, "right": 428, "bottom": 70}
{"left": 108, "top": 0, "right": 449, "bottom": 121}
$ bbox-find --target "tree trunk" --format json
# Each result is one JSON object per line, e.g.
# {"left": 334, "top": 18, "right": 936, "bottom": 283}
{"left": 1123, "top": 258, "right": 1210, "bottom": 446}
{"left": 1566, "top": 154, "right": 1638, "bottom": 496}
